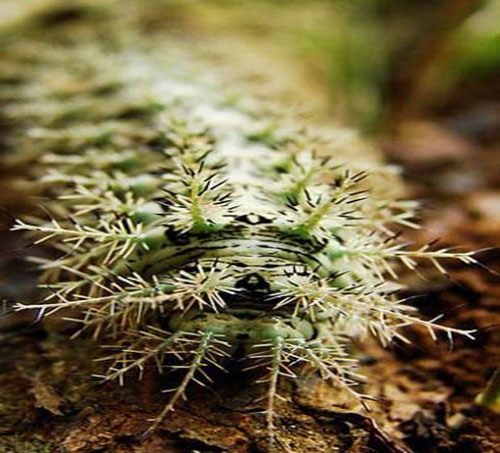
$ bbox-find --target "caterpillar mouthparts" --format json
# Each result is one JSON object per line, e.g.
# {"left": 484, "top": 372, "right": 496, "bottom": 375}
{"left": 1, "top": 1, "right": 477, "bottom": 443}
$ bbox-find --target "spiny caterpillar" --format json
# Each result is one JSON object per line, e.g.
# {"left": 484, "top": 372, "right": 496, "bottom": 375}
{"left": 1, "top": 0, "right": 477, "bottom": 442}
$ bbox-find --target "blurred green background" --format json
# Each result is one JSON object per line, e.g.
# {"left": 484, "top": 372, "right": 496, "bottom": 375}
{"left": 2, "top": 0, "right": 499, "bottom": 135}
{"left": 192, "top": 0, "right": 500, "bottom": 135}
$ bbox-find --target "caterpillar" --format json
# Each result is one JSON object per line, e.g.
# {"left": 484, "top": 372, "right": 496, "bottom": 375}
{"left": 1, "top": 0, "right": 477, "bottom": 444}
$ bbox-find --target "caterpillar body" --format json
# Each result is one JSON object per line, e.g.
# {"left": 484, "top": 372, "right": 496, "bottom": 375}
{"left": 1, "top": 1, "right": 476, "bottom": 442}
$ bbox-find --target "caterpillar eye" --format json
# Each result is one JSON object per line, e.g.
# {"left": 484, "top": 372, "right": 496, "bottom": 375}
{"left": 235, "top": 272, "right": 270, "bottom": 294}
